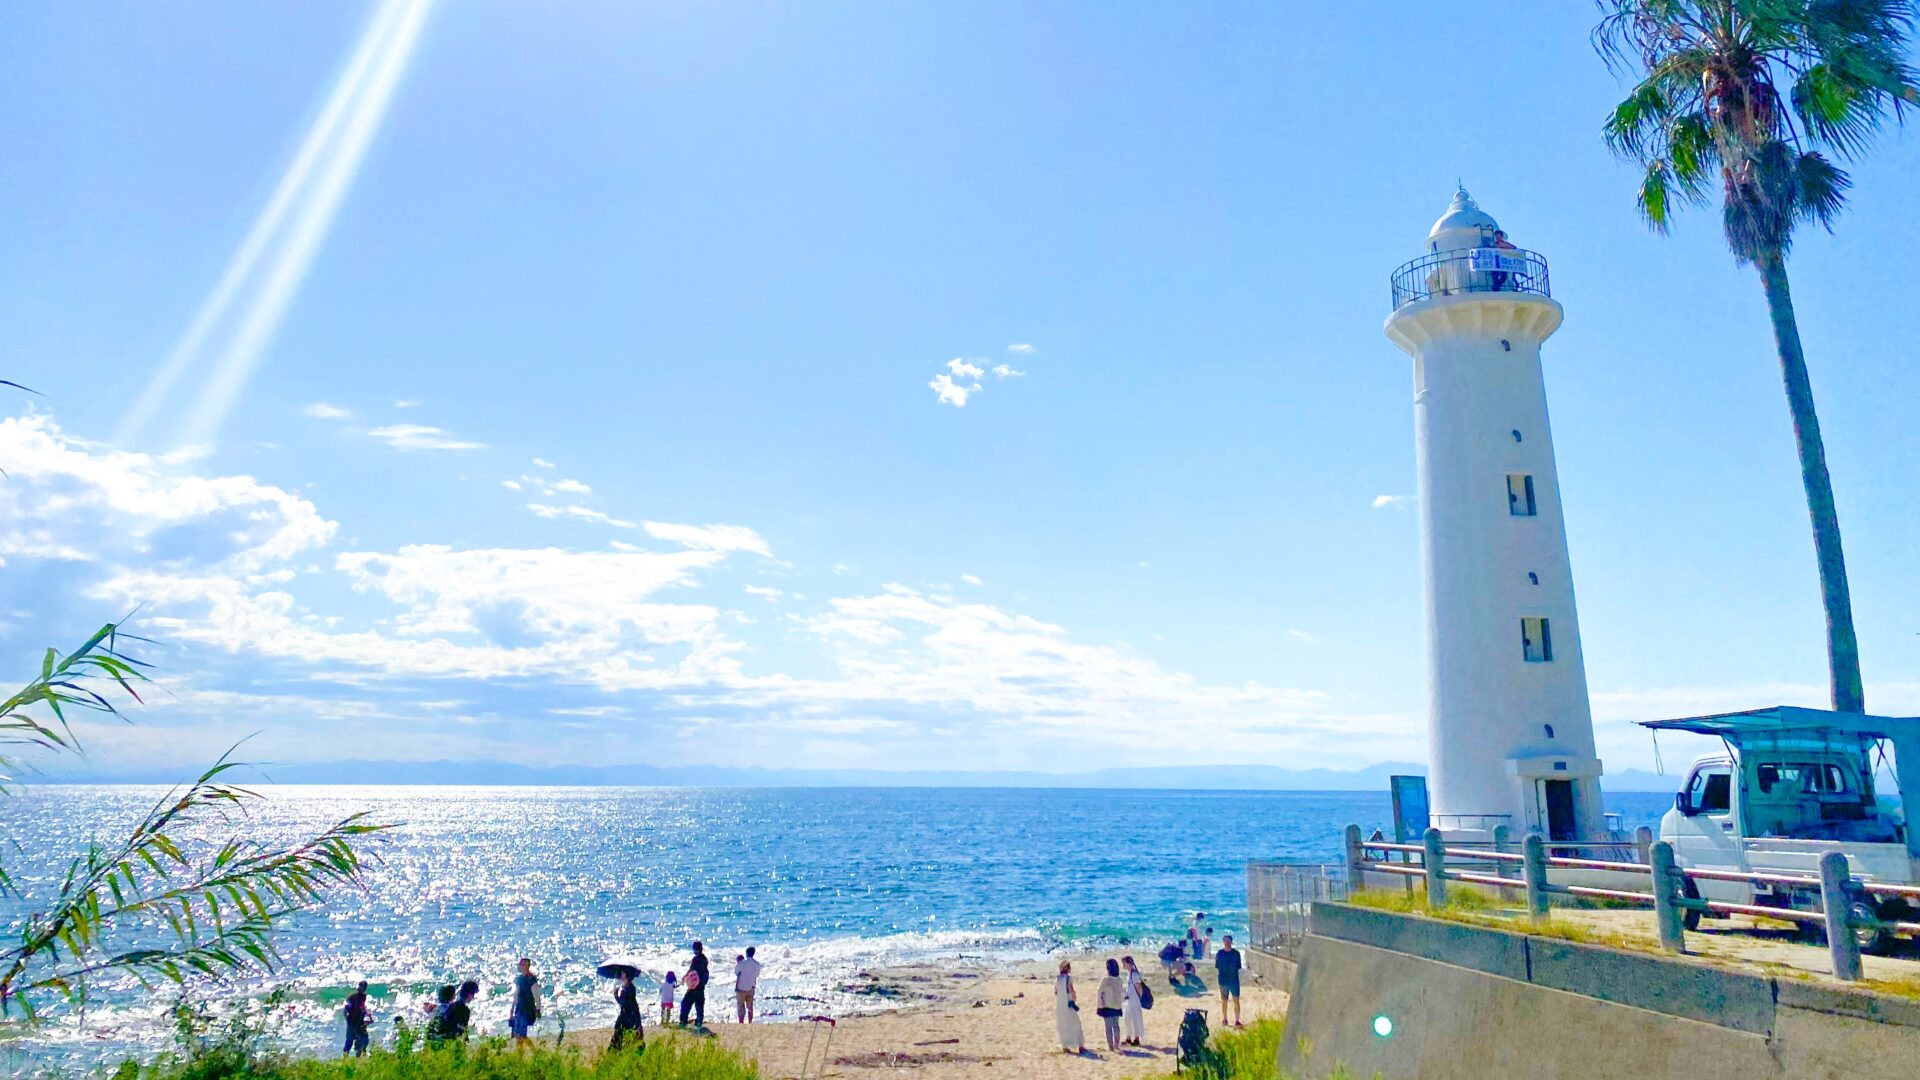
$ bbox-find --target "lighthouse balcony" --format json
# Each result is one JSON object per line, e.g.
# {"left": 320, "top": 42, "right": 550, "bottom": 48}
{"left": 1390, "top": 246, "right": 1551, "bottom": 311}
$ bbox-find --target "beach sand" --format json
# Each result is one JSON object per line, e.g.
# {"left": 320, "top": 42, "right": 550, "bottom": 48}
{"left": 577, "top": 953, "right": 1286, "bottom": 1079}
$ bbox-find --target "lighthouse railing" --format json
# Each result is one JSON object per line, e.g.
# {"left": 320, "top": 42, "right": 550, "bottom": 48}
{"left": 1389, "top": 246, "right": 1551, "bottom": 310}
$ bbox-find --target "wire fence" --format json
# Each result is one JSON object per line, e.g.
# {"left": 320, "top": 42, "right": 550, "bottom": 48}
{"left": 1246, "top": 861, "right": 1346, "bottom": 958}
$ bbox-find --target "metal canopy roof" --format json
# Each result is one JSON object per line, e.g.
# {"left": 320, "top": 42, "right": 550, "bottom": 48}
{"left": 1638, "top": 706, "right": 1920, "bottom": 740}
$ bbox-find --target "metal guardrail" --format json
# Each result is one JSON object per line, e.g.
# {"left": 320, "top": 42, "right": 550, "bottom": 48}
{"left": 1247, "top": 862, "right": 1346, "bottom": 958}
{"left": 1389, "top": 246, "right": 1551, "bottom": 311}
{"left": 1344, "top": 824, "right": 1920, "bottom": 983}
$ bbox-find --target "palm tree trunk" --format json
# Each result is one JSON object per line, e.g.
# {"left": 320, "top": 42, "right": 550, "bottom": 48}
{"left": 1755, "top": 252, "right": 1865, "bottom": 713}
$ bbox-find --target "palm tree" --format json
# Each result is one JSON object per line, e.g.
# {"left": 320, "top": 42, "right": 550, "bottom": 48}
{"left": 1593, "top": 1, "right": 1917, "bottom": 714}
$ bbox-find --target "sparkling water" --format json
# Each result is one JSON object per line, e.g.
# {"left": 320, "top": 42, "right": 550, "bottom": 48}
{"left": 1, "top": 784, "right": 1669, "bottom": 1068}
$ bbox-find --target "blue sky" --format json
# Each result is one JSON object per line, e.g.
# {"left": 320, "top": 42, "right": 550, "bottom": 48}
{"left": 2, "top": 2, "right": 1916, "bottom": 777}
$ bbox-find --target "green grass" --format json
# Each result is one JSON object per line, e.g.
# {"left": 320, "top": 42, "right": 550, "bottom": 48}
{"left": 1129, "top": 1017, "right": 1284, "bottom": 1080}
{"left": 1343, "top": 888, "right": 1665, "bottom": 955}
{"left": 100, "top": 1036, "right": 759, "bottom": 1080}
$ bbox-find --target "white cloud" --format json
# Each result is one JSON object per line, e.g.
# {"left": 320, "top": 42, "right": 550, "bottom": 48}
{"left": 7, "top": 411, "right": 1423, "bottom": 771}
{"left": 929, "top": 373, "right": 978, "bottom": 408}
{"left": 393, "top": 399, "right": 421, "bottom": 408}
{"left": 501, "top": 480, "right": 522, "bottom": 491}
{"left": 0, "top": 415, "right": 335, "bottom": 573}
{"left": 833, "top": 563, "right": 850, "bottom": 575}
{"left": 929, "top": 357, "right": 990, "bottom": 408}
{"left": 991, "top": 364, "right": 1025, "bottom": 379}
{"left": 303, "top": 402, "right": 352, "bottom": 421}
{"left": 609, "top": 541, "right": 640, "bottom": 553}
{"left": 643, "top": 522, "right": 771, "bottom": 557}
{"left": 961, "top": 574, "right": 984, "bottom": 587}
{"left": 1287, "top": 628, "right": 1317, "bottom": 643}
{"left": 1007, "top": 344, "right": 1034, "bottom": 355}
{"left": 552, "top": 479, "right": 591, "bottom": 495}
{"left": 1372, "top": 494, "right": 1413, "bottom": 509}
{"left": 532, "top": 458, "right": 556, "bottom": 469}
{"left": 367, "top": 424, "right": 484, "bottom": 451}
{"left": 528, "top": 503, "right": 638, "bottom": 529}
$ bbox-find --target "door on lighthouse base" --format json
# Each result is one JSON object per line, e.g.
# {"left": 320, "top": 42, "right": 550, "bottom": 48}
{"left": 1543, "top": 780, "right": 1578, "bottom": 843}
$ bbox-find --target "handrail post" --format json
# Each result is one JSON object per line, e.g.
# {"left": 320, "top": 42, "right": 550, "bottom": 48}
{"left": 1649, "top": 841, "right": 1686, "bottom": 953}
{"left": 1819, "top": 851, "right": 1863, "bottom": 981}
{"left": 1633, "top": 826, "right": 1654, "bottom": 867}
{"left": 1523, "top": 832, "right": 1549, "bottom": 923}
{"left": 1423, "top": 827, "right": 1448, "bottom": 909}
{"left": 1344, "top": 824, "right": 1366, "bottom": 891}
{"left": 1492, "top": 824, "right": 1513, "bottom": 880}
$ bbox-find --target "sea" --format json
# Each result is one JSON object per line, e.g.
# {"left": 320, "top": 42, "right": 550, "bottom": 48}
{"left": 0, "top": 785, "right": 1673, "bottom": 1069}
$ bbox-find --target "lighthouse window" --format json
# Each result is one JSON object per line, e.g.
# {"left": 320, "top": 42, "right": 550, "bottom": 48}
{"left": 1528, "top": 572, "right": 1539, "bottom": 585}
{"left": 1511, "top": 429, "right": 1523, "bottom": 443}
{"left": 1521, "top": 617, "right": 1553, "bottom": 663}
{"left": 1507, "top": 474, "right": 1537, "bottom": 516}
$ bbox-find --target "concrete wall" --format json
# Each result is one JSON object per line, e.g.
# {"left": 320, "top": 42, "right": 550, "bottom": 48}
{"left": 1278, "top": 903, "right": 1920, "bottom": 1080}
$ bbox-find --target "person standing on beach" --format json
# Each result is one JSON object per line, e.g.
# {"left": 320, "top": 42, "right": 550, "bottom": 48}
{"left": 1121, "top": 956, "right": 1146, "bottom": 1047}
{"left": 509, "top": 958, "right": 540, "bottom": 1046}
{"left": 444, "top": 981, "right": 478, "bottom": 1042}
{"left": 427, "top": 984, "right": 456, "bottom": 1042}
{"left": 342, "top": 981, "right": 371, "bottom": 1057}
{"left": 658, "top": 970, "right": 677, "bottom": 1026}
{"left": 1214, "top": 934, "right": 1243, "bottom": 1028}
{"left": 1096, "top": 959, "right": 1126, "bottom": 1052}
{"left": 1053, "top": 959, "right": 1085, "bottom": 1055}
{"left": 610, "top": 970, "right": 644, "bottom": 1051}
{"left": 734, "top": 946, "right": 762, "bottom": 1023}
{"left": 680, "top": 941, "right": 710, "bottom": 1027}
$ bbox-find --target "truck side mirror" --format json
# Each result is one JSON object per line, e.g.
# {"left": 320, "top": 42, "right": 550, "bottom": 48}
{"left": 1674, "top": 791, "right": 1694, "bottom": 816}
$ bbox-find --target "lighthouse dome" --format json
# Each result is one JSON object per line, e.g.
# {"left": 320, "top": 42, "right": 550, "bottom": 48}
{"left": 1429, "top": 187, "right": 1499, "bottom": 238}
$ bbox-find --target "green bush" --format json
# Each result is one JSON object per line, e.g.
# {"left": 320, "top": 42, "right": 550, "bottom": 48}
{"left": 103, "top": 1035, "right": 758, "bottom": 1080}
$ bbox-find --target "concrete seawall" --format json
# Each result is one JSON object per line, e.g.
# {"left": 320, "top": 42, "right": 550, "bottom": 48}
{"left": 1277, "top": 903, "right": 1920, "bottom": 1079}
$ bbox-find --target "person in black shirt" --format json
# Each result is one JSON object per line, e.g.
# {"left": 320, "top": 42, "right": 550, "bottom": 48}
{"left": 342, "top": 981, "right": 370, "bottom": 1057}
{"left": 679, "top": 941, "right": 710, "bottom": 1027}
{"left": 610, "top": 969, "right": 644, "bottom": 1050}
{"left": 443, "top": 980, "right": 478, "bottom": 1042}
{"left": 1214, "top": 935, "right": 1244, "bottom": 1028}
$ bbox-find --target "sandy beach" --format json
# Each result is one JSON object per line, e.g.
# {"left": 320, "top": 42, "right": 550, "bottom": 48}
{"left": 576, "top": 952, "right": 1286, "bottom": 1079}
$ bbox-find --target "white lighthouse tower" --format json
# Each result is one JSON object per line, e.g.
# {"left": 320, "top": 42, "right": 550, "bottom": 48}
{"left": 1383, "top": 188, "right": 1605, "bottom": 841}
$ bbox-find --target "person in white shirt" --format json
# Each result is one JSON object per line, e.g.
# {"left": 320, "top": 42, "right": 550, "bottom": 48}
{"left": 734, "top": 946, "right": 762, "bottom": 1023}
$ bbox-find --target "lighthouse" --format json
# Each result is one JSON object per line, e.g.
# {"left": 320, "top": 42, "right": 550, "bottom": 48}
{"left": 1383, "top": 188, "right": 1605, "bottom": 841}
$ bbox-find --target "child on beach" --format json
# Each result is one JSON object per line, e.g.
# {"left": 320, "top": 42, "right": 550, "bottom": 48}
{"left": 658, "top": 970, "right": 677, "bottom": 1025}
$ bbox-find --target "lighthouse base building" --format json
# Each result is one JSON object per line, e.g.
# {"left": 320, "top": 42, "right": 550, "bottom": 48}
{"left": 1384, "top": 190, "right": 1606, "bottom": 841}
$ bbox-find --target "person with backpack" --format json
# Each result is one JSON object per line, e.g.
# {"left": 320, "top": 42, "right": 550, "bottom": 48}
{"left": 342, "top": 981, "right": 371, "bottom": 1057}
{"left": 1121, "top": 956, "right": 1149, "bottom": 1047}
{"left": 509, "top": 958, "right": 541, "bottom": 1045}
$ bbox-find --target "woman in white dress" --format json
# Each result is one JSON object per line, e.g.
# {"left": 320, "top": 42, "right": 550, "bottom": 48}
{"left": 1121, "top": 955, "right": 1147, "bottom": 1046}
{"left": 1053, "top": 959, "right": 1085, "bottom": 1054}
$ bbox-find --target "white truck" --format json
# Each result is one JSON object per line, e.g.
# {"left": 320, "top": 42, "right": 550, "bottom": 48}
{"left": 1642, "top": 706, "right": 1920, "bottom": 953}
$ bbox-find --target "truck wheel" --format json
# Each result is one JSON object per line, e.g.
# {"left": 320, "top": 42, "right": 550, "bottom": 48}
{"left": 1854, "top": 900, "right": 1894, "bottom": 957}
{"left": 1681, "top": 880, "right": 1702, "bottom": 932}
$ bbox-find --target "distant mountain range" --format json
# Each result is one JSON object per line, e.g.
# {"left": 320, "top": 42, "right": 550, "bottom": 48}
{"left": 28, "top": 758, "right": 1692, "bottom": 792}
